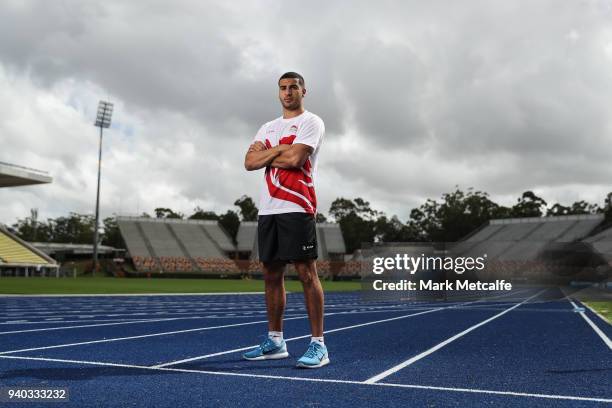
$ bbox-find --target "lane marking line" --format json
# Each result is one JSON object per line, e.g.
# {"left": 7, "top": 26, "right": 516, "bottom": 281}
{"left": 581, "top": 302, "right": 611, "bottom": 326}
{"left": 0, "top": 355, "right": 609, "bottom": 404}
{"left": 0, "top": 317, "right": 211, "bottom": 335}
{"left": 0, "top": 289, "right": 529, "bottom": 356}
{"left": 0, "top": 318, "right": 207, "bottom": 325}
{"left": 0, "top": 307, "right": 422, "bottom": 355}
{"left": 152, "top": 307, "right": 443, "bottom": 368}
{"left": 0, "top": 302, "right": 422, "bottom": 319}
{"left": 0, "top": 315, "right": 310, "bottom": 355}
{"left": 151, "top": 290, "right": 531, "bottom": 368}
{"left": 569, "top": 300, "right": 612, "bottom": 350}
{"left": 0, "top": 308, "right": 426, "bottom": 334}
{"left": 0, "top": 292, "right": 266, "bottom": 297}
{"left": 364, "top": 290, "right": 546, "bottom": 384}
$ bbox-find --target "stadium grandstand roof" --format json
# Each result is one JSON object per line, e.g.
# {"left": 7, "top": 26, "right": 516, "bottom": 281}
{"left": 489, "top": 214, "right": 603, "bottom": 225}
{"left": 0, "top": 161, "right": 52, "bottom": 187}
{"left": 0, "top": 225, "right": 58, "bottom": 267}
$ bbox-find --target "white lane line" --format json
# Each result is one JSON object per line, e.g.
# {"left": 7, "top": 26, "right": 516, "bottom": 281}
{"left": 443, "top": 306, "right": 578, "bottom": 315}
{"left": 0, "top": 303, "right": 416, "bottom": 319}
{"left": 569, "top": 300, "right": 612, "bottom": 350}
{"left": 0, "top": 292, "right": 523, "bottom": 317}
{"left": 0, "top": 315, "right": 310, "bottom": 355}
{"left": 188, "top": 309, "right": 417, "bottom": 319}
{"left": 0, "top": 318, "right": 187, "bottom": 325}
{"left": 377, "top": 381, "right": 612, "bottom": 404}
{"left": 152, "top": 307, "right": 444, "bottom": 368}
{"left": 0, "top": 302, "right": 269, "bottom": 310}
{"left": 0, "top": 310, "right": 272, "bottom": 320}
{"left": 0, "top": 305, "right": 407, "bottom": 319}
{"left": 0, "top": 317, "right": 210, "bottom": 335}
{"left": 581, "top": 302, "right": 611, "bottom": 325}
{"left": 152, "top": 290, "right": 532, "bottom": 368}
{"left": 364, "top": 290, "right": 546, "bottom": 384}
{"left": 0, "top": 309, "right": 414, "bottom": 327}
{"left": 0, "top": 290, "right": 529, "bottom": 355}
{"left": 0, "top": 308, "right": 424, "bottom": 334}
{"left": 0, "top": 292, "right": 266, "bottom": 297}
{"left": 0, "top": 290, "right": 520, "bottom": 307}
{"left": 0, "top": 355, "right": 609, "bottom": 404}
{"left": 0, "top": 308, "right": 407, "bottom": 354}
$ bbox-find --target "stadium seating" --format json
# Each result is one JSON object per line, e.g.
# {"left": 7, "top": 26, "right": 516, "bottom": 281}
{"left": 118, "top": 217, "right": 355, "bottom": 278}
{"left": 170, "top": 223, "right": 225, "bottom": 258}
{"left": 458, "top": 215, "right": 603, "bottom": 259}
{"left": 117, "top": 216, "right": 237, "bottom": 274}
{"left": 583, "top": 224, "right": 612, "bottom": 263}
{"left": 558, "top": 218, "right": 603, "bottom": 242}
{"left": 194, "top": 257, "right": 240, "bottom": 274}
{"left": 236, "top": 222, "right": 257, "bottom": 253}
{"left": 139, "top": 222, "right": 184, "bottom": 257}
{"left": 132, "top": 256, "right": 160, "bottom": 271}
{"left": 0, "top": 227, "right": 53, "bottom": 265}
{"left": 118, "top": 221, "right": 151, "bottom": 257}
{"left": 158, "top": 256, "right": 195, "bottom": 273}
{"left": 318, "top": 224, "right": 347, "bottom": 254}
{"left": 455, "top": 214, "right": 605, "bottom": 282}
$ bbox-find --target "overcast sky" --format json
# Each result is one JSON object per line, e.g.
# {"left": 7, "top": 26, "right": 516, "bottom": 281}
{"left": 1, "top": 0, "right": 612, "bottom": 226}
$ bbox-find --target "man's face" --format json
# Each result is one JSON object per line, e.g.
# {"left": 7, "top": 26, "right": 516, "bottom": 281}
{"left": 278, "top": 78, "right": 305, "bottom": 110}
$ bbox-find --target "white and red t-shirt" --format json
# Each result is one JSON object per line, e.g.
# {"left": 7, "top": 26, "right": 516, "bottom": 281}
{"left": 253, "top": 110, "right": 324, "bottom": 215}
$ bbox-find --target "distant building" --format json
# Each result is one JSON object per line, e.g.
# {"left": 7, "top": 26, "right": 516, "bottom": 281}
{"left": 0, "top": 161, "right": 58, "bottom": 277}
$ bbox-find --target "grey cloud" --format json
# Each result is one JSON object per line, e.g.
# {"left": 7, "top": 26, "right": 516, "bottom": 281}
{"left": 2, "top": 0, "right": 612, "bottom": 225}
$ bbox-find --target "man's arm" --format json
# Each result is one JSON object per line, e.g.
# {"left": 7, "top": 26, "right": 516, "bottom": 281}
{"left": 270, "top": 144, "right": 313, "bottom": 169}
{"left": 244, "top": 142, "right": 290, "bottom": 171}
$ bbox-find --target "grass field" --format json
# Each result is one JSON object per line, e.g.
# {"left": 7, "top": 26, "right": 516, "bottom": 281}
{"left": 584, "top": 301, "right": 611, "bottom": 323}
{"left": 0, "top": 277, "right": 361, "bottom": 294}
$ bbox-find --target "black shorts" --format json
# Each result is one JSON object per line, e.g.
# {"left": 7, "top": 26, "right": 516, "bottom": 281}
{"left": 258, "top": 212, "right": 318, "bottom": 263}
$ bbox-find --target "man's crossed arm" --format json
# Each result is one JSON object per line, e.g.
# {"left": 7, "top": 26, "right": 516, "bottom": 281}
{"left": 244, "top": 141, "right": 313, "bottom": 171}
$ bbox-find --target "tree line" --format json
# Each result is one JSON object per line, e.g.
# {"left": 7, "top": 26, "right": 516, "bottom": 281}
{"left": 10, "top": 189, "right": 612, "bottom": 254}
{"left": 10, "top": 196, "right": 259, "bottom": 250}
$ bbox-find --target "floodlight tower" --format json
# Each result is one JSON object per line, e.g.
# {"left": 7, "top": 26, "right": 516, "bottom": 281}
{"left": 92, "top": 100, "right": 113, "bottom": 274}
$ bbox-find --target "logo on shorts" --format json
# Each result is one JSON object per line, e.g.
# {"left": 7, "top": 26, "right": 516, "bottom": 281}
{"left": 302, "top": 244, "right": 314, "bottom": 251}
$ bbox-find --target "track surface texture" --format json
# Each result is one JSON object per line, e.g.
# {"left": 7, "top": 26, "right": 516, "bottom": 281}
{"left": 0, "top": 287, "right": 610, "bottom": 407}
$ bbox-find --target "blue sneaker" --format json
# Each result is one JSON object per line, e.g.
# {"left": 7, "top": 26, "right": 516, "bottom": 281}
{"left": 296, "top": 342, "right": 329, "bottom": 368}
{"left": 243, "top": 338, "right": 289, "bottom": 361}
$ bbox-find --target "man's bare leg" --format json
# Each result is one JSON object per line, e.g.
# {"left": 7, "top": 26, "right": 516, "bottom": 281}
{"left": 263, "top": 261, "right": 286, "bottom": 332}
{"left": 294, "top": 260, "right": 324, "bottom": 337}
{"left": 243, "top": 261, "right": 288, "bottom": 360}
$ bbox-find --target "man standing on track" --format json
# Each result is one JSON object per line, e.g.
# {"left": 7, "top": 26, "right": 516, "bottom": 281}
{"left": 242, "top": 72, "right": 328, "bottom": 368}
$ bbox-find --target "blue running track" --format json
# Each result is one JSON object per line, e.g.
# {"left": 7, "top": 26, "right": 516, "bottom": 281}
{"left": 0, "top": 287, "right": 610, "bottom": 407}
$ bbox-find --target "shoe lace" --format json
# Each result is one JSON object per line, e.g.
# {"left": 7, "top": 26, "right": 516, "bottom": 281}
{"left": 303, "top": 343, "right": 321, "bottom": 359}
{"left": 260, "top": 338, "right": 276, "bottom": 352}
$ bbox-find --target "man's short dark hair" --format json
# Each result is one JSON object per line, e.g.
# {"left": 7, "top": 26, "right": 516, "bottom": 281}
{"left": 278, "top": 72, "right": 305, "bottom": 87}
